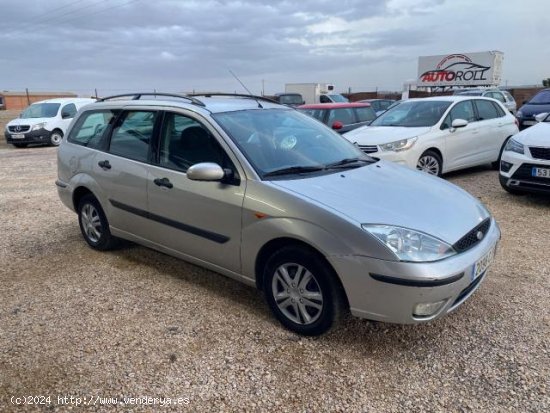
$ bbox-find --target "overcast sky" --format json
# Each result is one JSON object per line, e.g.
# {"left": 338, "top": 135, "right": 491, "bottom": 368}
{"left": 0, "top": 0, "right": 548, "bottom": 96}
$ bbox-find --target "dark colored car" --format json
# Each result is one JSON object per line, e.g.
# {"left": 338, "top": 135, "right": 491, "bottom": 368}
{"left": 358, "top": 99, "right": 396, "bottom": 116}
{"left": 297, "top": 102, "right": 377, "bottom": 133}
{"left": 516, "top": 89, "right": 550, "bottom": 129}
{"left": 273, "top": 93, "right": 305, "bottom": 107}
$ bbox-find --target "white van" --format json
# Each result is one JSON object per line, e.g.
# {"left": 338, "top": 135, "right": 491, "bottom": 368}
{"left": 4, "top": 98, "right": 95, "bottom": 147}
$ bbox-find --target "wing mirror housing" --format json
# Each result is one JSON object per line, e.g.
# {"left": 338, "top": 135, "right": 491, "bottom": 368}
{"left": 187, "top": 162, "right": 238, "bottom": 185}
{"left": 450, "top": 118, "right": 468, "bottom": 132}
{"left": 534, "top": 112, "right": 548, "bottom": 123}
{"left": 332, "top": 121, "right": 344, "bottom": 130}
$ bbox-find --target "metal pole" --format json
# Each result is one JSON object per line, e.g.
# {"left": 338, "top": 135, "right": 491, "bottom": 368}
{"left": 94, "top": 88, "right": 98, "bottom": 99}
{"left": 25, "top": 88, "right": 30, "bottom": 105}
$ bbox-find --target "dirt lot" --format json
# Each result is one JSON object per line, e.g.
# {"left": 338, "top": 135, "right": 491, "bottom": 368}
{"left": 0, "top": 145, "right": 548, "bottom": 412}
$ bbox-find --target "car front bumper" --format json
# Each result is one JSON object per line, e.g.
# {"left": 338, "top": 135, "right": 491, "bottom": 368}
{"left": 500, "top": 150, "right": 550, "bottom": 194}
{"left": 5, "top": 128, "right": 53, "bottom": 144}
{"left": 328, "top": 218, "right": 500, "bottom": 324}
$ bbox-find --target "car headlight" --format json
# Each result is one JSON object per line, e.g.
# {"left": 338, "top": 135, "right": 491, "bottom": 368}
{"left": 362, "top": 224, "right": 456, "bottom": 262}
{"left": 504, "top": 138, "right": 524, "bottom": 154}
{"left": 379, "top": 137, "right": 417, "bottom": 152}
{"left": 516, "top": 110, "right": 523, "bottom": 118}
{"left": 31, "top": 122, "right": 47, "bottom": 131}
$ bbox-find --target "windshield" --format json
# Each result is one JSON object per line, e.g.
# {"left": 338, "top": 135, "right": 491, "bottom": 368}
{"left": 20, "top": 103, "right": 60, "bottom": 119}
{"left": 327, "top": 94, "right": 348, "bottom": 103}
{"left": 279, "top": 94, "right": 303, "bottom": 105}
{"left": 529, "top": 90, "right": 550, "bottom": 104}
{"left": 213, "top": 109, "right": 372, "bottom": 178}
{"left": 370, "top": 100, "right": 451, "bottom": 127}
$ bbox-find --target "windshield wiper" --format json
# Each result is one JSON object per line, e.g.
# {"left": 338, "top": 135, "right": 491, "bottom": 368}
{"left": 263, "top": 165, "right": 325, "bottom": 177}
{"left": 325, "top": 158, "right": 372, "bottom": 168}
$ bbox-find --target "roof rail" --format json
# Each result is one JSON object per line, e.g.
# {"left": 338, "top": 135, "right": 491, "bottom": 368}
{"left": 187, "top": 93, "right": 278, "bottom": 105}
{"left": 97, "top": 92, "right": 206, "bottom": 107}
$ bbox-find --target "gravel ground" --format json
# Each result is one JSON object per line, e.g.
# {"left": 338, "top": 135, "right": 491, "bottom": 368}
{"left": 0, "top": 145, "right": 548, "bottom": 412}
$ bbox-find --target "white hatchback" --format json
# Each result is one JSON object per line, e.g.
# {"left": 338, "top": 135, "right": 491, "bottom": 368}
{"left": 344, "top": 96, "right": 518, "bottom": 176}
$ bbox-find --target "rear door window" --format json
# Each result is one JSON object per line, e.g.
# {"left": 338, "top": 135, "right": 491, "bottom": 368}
{"left": 475, "top": 100, "right": 500, "bottom": 121}
{"left": 68, "top": 110, "right": 119, "bottom": 149}
{"left": 109, "top": 111, "right": 158, "bottom": 162}
{"left": 328, "top": 108, "right": 355, "bottom": 125}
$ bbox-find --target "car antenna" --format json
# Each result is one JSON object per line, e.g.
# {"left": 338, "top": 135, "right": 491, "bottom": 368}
{"left": 229, "top": 69, "right": 263, "bottom": 108}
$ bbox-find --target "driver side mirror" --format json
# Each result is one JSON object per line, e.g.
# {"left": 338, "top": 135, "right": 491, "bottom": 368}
{"left": 331, "top": 121, "right": 344, "bottom": 130}
{"left": 61, "top": 111, "right": 72, "bottom": 119}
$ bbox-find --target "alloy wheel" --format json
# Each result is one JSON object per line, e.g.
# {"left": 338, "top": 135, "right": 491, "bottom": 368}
{"left": 271, "top": 263, "right": 324, "bottom": 325}
{"left": 80, "top": 203, "right": 102, "bottom": 243}
{"left": 417, "top": 155, "right": 440, "bottom": 175}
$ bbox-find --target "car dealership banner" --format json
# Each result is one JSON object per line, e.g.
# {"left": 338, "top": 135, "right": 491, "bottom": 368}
{"left": 417, "top": 51, "right": 503, "bottom": 87}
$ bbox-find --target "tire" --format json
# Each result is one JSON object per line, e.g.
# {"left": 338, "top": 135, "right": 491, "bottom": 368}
{"left": 49, "top": 130, "right": 63, "bottom": 146}
{"left": 77, "top": 194, "right": 118, "bottom": 250}
{"left": 499, "top": 174, "right": 525, "bottom": 195}
{"left": 263, "top": 246, "right": 347, "bottom": 336}
{"left": 492, "top": 138, "right": 510, "bottom": 169}
{"left": 12, "top": 143, "right": 28, "bottom": 148}
{"left": 417, "top": 150, "right": 443, "bottom": 176}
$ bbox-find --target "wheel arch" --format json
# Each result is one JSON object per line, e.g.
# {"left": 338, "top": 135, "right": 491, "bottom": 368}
{"left": 254, "top": 237, "right": 350, "bottom": 309}
{"left": 72, "top": 186, "right": 96, "bottom": 211}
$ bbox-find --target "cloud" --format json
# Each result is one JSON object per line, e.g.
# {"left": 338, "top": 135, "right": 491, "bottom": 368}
{"left": 0, "top": 0, "right": 547, "bottom": 95}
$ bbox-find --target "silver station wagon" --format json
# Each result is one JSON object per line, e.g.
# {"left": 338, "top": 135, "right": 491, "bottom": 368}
{"left": 57, "top": 93, "right": 500, "bottom": 335}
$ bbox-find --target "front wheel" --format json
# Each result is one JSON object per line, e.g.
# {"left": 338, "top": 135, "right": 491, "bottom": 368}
{"left": 263, "top": 246, "right": 346, "bottom": 336}
{"left": 417, "top": 150, "right": 442, "bottom": 176}
{"left": 77, "top": 194, "right": 118, "bottom": 250}
{"left": 49, "top": 130, "right": 63, "bottom": 146}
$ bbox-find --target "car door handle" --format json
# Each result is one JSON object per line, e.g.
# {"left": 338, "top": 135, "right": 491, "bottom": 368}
{"left": 98, "top": 160, "right": 111, "bottom": 170}
{"left": 153, "top": 177, "right": 173, "bottom": 189}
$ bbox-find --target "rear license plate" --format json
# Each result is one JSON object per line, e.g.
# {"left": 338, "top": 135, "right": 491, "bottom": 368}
{"left": 532, "top": 167, "right": 550, "bottom": 178}
{"left": 523, "top": 120, "right": 536, "bottom": 126}
{"left": 472, "top": 245, "right": 496, "bottom": 281}
{"left": 12, "top": 134, "right": 25, "bottom": 139}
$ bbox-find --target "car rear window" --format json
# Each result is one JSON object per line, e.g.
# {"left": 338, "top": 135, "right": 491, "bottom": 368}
{"left": 68, "top": 109, "right": 120, "bottom": 149}
{"left": 475, "top": 100, "right": 500, "bottom": 120}
{"left": 355, "top": 106, "right": 377, "bottom": 122}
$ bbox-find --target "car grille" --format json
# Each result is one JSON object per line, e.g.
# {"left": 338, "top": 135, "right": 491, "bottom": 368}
{"left": 8, "top": 125, "right": 30, "bottom": 132}
{"left": 453, "top": 218, "right": 491, "bottom": 253}
{"left": 358, "top": 145, "right": 378, "bottom": 154}
{"left": 529, "top": 147, "right": 550, "bottom": 160}
{"left": 511, "top": 163, "right": 550, "bottom": 183}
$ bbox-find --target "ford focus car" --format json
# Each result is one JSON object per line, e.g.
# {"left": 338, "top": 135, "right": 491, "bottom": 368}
{"left": 56, "top": 93, "right": 500, "bottom": 335}
{"left": 343, "top": 96, "right": 518, "bottom": 176}
{"left": 500, "top": 112, "right": 550, "bottom": 195}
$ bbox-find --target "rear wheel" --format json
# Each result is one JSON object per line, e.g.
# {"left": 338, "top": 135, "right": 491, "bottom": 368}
{"left": 49, "top": 130, "right": 63, "bottom": 146}
{"left": 417, "top": 150, "right": 442, "bottom": 176}
{"left": 77, "top": 194, "right": 118, "bottom": 250}
{"left": 263, "top": 246, "right": 346, "bottom": 336}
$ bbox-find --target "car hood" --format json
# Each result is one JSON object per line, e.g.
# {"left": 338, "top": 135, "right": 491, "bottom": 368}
{"left": 343, "top": 126, "right": 431, "bottom": 145}
{"left": 272, "top": 161, "right": 489, "bottom": 244}
{"left": 514, "top": 122, "right": 550, "bottom": 146}
{"left": 7, "top": 117, "right": 52, "bottom": 126}
{"left": 518, "top": 103, "right": 550, "bottom": 117}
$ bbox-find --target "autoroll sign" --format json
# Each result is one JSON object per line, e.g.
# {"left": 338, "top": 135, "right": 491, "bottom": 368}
{"left": 417, "top": 51, "right": 503, "bottom": 87}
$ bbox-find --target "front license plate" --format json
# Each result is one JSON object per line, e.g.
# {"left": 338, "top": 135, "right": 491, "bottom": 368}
{"left": 523, "top": 120, "right": 536, "bottom": 126}
{"left": 532, "top": 167, "right": 550, "bottom": 178}
{"left": 12, "top": 134, "right": 25, "bottom": 139}
{"left": 472, "top": 245, "right": 496, "bottom": 281}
